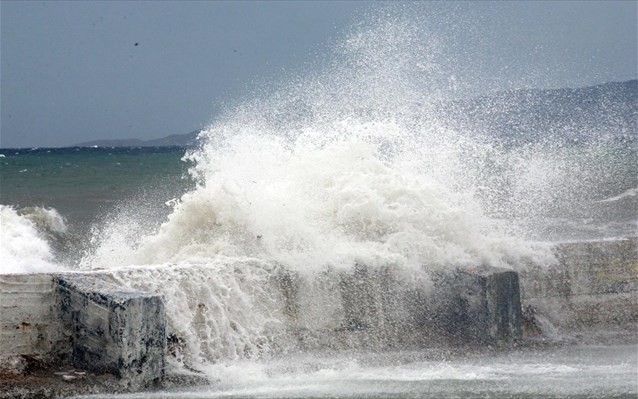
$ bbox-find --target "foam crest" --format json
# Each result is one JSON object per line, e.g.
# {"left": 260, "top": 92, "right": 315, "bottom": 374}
{"left": 93, "top": 127, "right": 553, "bottom": 271}
{"left": 85, "top": 13, "right": 557, "bottom": 271}
{"left": 0, "top": 205, "right": 65, "bottom": 274}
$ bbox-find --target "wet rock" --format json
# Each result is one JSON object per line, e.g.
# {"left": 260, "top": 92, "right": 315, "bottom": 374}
{"left": 0, "top": 274, "right": 67, "bottom": 360}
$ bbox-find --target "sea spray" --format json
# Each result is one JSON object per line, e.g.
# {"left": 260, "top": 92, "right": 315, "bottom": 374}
{"left": 0, "top": 6, "right": 632, "bottom": 396}
{"left": 104, "top": 261, "right": 287, "bottom": 366}
{"left": 74, "top": 11, "right": 570, "bottom": 372}
{"left": 129, "top": 129, "right": 552, "bottom": 270}
{"left": 84, "top": 13, "right": 556, "bottom": 271}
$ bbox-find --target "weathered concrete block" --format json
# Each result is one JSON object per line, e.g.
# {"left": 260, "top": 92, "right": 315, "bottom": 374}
{"left": 434, "top": 266, "right": 522, "bottom": 344}
{"left": 56, "top": 275, "right": 166, "bottom": 388}
{"left": 0, "top": 274, "right": 69, "bottom": 359}
{"left": 274, "top": 264, "right": 522, "bottom": 350}
{"left": 520, "top": 238, "right": 638, "bottom": 331}
{"left": 552, "top": 239, "right": 638, "bottom": 297}
{"left": 335, "top": 265, "right": 432, "bottom": 348}
{"left": 272, "top": 265, "right": 434, "bottom": 351}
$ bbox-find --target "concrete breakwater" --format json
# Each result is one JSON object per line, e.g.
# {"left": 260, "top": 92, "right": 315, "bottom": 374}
{"left": 521, "top": 238, "right": 638, "bottom": 333}
{"left": 1, "top": 238, "right": 636, "bottom": 397}
{"left": 0, "top": 274, "right": 167, "bottom": 398}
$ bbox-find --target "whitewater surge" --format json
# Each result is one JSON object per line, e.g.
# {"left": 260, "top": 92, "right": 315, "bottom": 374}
{"left": 69, "top": 6, "right": 638, "bottom": 378}
{"left": 72, "top": 12, "right": 568, "bottom": 372}
{"left": 0, "top": 205, "right": 66, "bottom": 274}
{"left": 123, "top": 127, "right": 553, "bottom": 271}
{"left": 597, "top": 187, "right": 638, "bottom": 203}
{"left": 82, "top": 14, "right": 556, "bottom": 272}
{"left": 0, "top": 6, "right": 634, "bottom": 397}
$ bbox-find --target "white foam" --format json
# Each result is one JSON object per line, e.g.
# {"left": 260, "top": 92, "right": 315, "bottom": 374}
{"left": 76, "top": 13, "right": 565, "bottom": 369}
{"left": 20, "top": 206, "right": 68, "bottom": 235}
{"left": 597, "top": 187, "right": 638, "bottom": 203}
{"left": 82, "top": 12, "right": 579, "bottom": 273}
{"left": 65, "top": 7, "right": 636, "bottom": 397}
{"left": 123, "top": 130, "right": 552, "bottom": 272}
{"left": 80, "top": 345, "right": 637, "bottom": 398}
{"left": 104, "top": 260, "right": 288, "bottom": 367}
{"left": 0, "top": 205, "right": 64, "bottom": 274}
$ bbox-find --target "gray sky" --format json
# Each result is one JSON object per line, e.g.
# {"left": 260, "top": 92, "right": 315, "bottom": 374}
{"left": 1, "top": 1, "right": 636, "bottom": 148}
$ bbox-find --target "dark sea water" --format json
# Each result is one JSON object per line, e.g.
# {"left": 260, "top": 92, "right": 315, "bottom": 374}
{"left": 0, "top": 146, "right": 193, "bottom": 230}
{"left": 0, "top": 146, "right": 194, "bottom": 266}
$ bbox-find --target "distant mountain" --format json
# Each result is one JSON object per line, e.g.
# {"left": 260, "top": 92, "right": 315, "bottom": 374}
{"left": 74, "top": 130, "right": 200, "bottom": 148}
{"left": 443, "top": 80, "right": 637, "bottom": 145}
{"left": 73, "top": 80, "right": 636, "bottom": 148}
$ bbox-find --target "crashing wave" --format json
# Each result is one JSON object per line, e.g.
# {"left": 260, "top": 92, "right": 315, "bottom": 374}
{"left": 0, "top": 205, "right": 66, "bottom": 274}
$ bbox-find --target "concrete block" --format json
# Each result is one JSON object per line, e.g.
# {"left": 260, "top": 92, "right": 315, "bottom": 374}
{"left": 0, "top": 274, "right": 68, "bottom": 358}
{"left": 520, "top": 238, "right": 638, "bottom": 331}
{"left": 434, "top": 266, "right": 522, "bottom": 344}
{"left": 56, "top": 275, "right": 166, "bottom": 388}
{"left": 275, "top": 264, "right": 521, "bottom": 350}
{"left": 335, "top": 265, "right": 432, "bottom": 348}
{"left": 272, "top": 265, "right": 434, "bottom": 351}
{"left": 556, "top": 239, "right": 638, "bottom": 296}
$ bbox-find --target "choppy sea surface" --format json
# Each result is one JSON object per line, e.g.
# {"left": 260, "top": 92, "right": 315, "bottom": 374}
{"left": 0, "top": 146, "right": 192, "bottom": 231}
{"left": 0, "top": 146, "right": 194, "bottom": 271}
